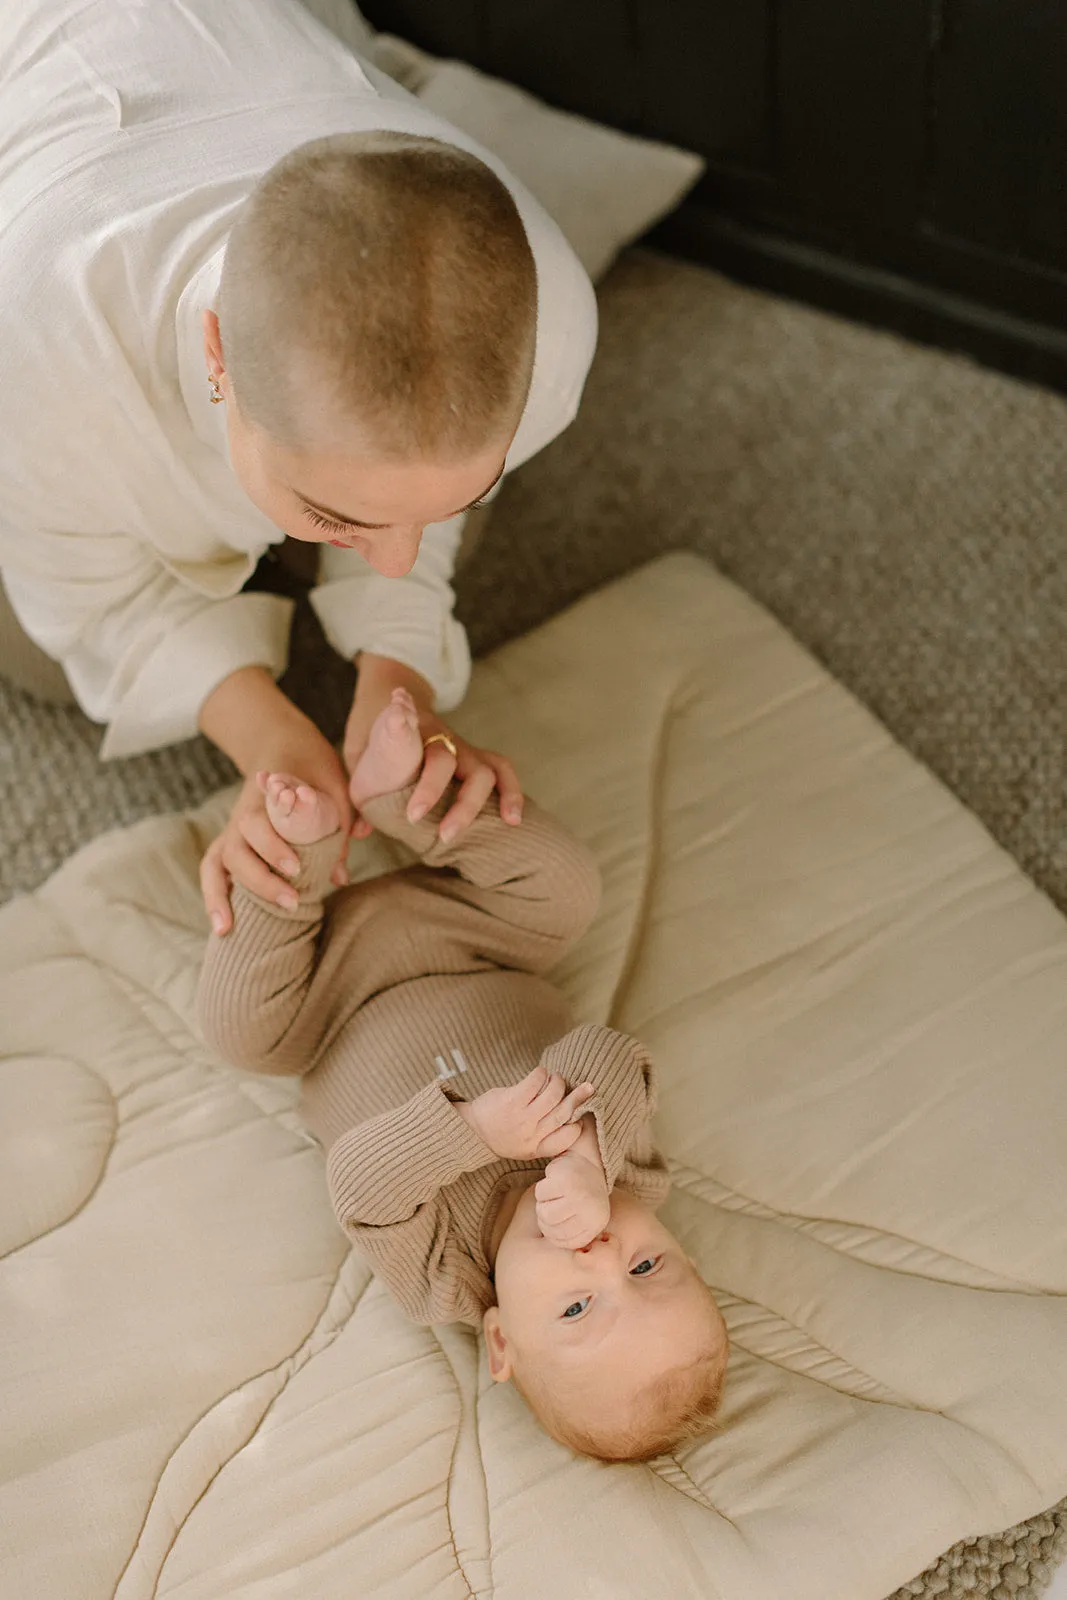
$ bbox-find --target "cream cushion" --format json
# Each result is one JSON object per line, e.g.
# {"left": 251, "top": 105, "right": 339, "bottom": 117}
{"left": 2, "top": 554, "right": 1066, "bottom": 1599}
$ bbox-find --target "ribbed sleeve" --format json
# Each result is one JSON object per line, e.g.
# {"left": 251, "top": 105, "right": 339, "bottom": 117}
{"left": 337, "top": 1196, "right": 502, "bottom": 1328}
{"left": 539, "top": 1024, "right": 669, "bottom": 1206}
{"left": 325, "top": 1082, "right": 497, "bottom": 1228}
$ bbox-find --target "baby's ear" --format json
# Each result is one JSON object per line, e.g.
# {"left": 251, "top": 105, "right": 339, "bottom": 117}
{"left": 482, "top": 1307, "right": 513, "bottom": 1383}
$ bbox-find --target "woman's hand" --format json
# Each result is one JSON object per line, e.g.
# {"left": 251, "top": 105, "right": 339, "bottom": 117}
{"left": 409, "top": 713, "right": 523, "bottom": 843}
{"left": 344, "top": 653, "right": 524, "bottom": 842}
{"left": 200, "top": 744, "right": 351, "bottom": 933}
{"left": 198, "top": 669, "right": 353, "bottom": 935}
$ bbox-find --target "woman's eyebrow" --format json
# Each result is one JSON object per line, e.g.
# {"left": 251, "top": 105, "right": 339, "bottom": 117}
{"left": 293, "top": 462, "right": 507, "bottom": 531}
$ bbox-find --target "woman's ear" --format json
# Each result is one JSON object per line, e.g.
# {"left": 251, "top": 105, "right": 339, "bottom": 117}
{"left": 482, "top": 1307, "right": 513, "bottom": 1383}
{"left": 202, "top": 309, "right": 225, "bottom": 377}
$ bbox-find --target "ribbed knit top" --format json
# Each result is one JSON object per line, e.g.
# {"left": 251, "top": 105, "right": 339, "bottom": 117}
{"left": 198, "top": 789, "right": 670, "bottom": 1327}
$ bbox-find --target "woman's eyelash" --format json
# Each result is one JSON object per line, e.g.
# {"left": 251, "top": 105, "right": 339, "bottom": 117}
{"left": 305, "top": 499, "right": 488, "bottom": 533}
{"left": 630, "top": 1256, "right": 662, "bottom": 1276}
{"left": 303, "top": 506, "right": 355, "bottom": 535}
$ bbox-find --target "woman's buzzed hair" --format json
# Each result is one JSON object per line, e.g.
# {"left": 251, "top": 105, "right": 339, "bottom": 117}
{"left": 218, "top": 131, "right": 538, "bottom": 458}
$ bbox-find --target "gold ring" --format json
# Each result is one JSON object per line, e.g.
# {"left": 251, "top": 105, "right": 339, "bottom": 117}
{"left": 423, "top": 731, "right": 458, "bottom": 759}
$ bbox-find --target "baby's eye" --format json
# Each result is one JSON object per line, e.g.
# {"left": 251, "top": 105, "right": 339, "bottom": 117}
{"left": 561, "top": 1297, "right": 590, "bottom": 1319}
{"left": 630, "top": 1256, "right": 662, "bottom": 1277}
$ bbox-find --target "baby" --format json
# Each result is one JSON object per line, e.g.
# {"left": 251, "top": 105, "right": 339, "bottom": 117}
{"left": 198, "top": 690, "right": 727, "bottom": 1461}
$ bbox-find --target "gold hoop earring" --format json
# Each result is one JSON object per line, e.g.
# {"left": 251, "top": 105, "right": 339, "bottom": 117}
{"left": 208, "top": 373, "right": 224, "bottom": 404}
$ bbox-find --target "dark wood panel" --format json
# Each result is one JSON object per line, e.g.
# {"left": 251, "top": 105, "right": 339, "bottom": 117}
{"left": 357, "top": 0, "right": 1067, "bottom": 386}
{"left": 358, "top": 0, "right": 486, "bottom": 63}
{"left": 481, "top": 0, "right": 641, "bottom": 131}
{"left": 629, "top": 0, "right": 772, "bottom": 165}
{"left": 655, "top": 202, "right": 1067, "bottom": 392}
{"left": 775, "top": 0, "right": 933, "bottom": 230}
{"left": 688, "top": 158, "right": 1067, "bottom": 329}
{"left": 926, "top": 0, "right": 1067, "bottom": 272}
{"left": 364, "top": 1, "right": 773, "bottom": 167}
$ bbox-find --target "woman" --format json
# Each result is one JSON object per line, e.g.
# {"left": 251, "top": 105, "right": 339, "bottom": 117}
{"left": 0, "top": 0, "right": 597, "bottom": 929}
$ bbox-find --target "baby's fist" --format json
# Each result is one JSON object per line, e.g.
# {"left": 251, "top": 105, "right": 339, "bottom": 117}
{"left": 534, "top": 1140, "right": 611, "bottom": 1250}
{"left": 461, "top": 1067, "right": 595, "bottom": 1161}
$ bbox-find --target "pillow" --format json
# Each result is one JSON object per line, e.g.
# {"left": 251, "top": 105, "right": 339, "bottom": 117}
{"left": 370, "top": 34, "right": 705, "bottom": 283}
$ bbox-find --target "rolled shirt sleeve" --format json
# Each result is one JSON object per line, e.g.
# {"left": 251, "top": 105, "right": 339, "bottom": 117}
{"left": 310, "top": 510, "right": 471, "bottom": 710}
{"left": 1, "top": 537, "right": 293, "bottom": 759}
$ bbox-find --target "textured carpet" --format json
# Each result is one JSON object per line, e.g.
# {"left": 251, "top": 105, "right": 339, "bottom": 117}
{"left": 2, "top": 248, "right": 1066, "bottom": 1596}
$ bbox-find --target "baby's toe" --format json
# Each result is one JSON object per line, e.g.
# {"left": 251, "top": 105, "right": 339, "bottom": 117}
{"left": 271, "top": 783, "right": 296, "bottom": 817}
{"left": 383, "top": 702, "right": 415, "bottom": 740}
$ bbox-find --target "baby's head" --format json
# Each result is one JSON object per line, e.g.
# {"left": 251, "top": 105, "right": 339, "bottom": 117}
{"left": 484, "top": 1187, "right": 727, "bottom": 1461}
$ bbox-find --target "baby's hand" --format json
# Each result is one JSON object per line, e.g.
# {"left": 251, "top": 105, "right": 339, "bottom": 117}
{"left": 459, "top": 1066, "right": 595, "bottom": 1161}
{"left": 535, "top": 1125, "right": 611, "bottom": 1250}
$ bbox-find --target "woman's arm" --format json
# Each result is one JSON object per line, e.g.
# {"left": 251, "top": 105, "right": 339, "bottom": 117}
{"left": 0, "top": 528, "right": 354, "bottom": 928}
{"left": 315, "top": 515, "right": 526, "bottom": 842}
{"left": 313, "top": 510, "right": 471, "bottom": 718}
{"left": 0, "top": 541, "right": 293, "bottom": 758}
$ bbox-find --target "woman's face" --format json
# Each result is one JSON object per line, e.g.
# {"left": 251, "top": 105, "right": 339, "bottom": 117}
{"left": 205, "top": 313, "right": 508, "bottom": 577}
{"left": 226, "top": 403, "right": 507, "bottom": 577}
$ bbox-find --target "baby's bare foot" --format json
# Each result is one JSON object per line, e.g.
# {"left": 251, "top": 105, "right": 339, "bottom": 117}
{"left": 350, "top": 688, "right": 424, "bottom": 807}
{"left": 261, "top": 773, "right": 340, "bottom": 846}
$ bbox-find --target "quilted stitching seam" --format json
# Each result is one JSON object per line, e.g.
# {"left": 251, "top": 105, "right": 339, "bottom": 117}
{"left": 0, "top": 1051, "right": 118, "bottom": 1260}
{"left": 431, "top": 1326, "right": 485, "bottom": 1600}
{"left": 652, "top": 1455, "right": 732, "bottom": 1520}
{"left": 667, "top": 1164, "right": 1061, "bottom": 1294}
{"left": 710, "top": 1289, "right": 931, "bottom": 1410}
{"left": 605, "top": 677, "right": 680, "bottom": 1029}
{"left": 114, "top": 1252, "right": 371, "bottom": 1600}
{"left": 64, "top": 949, "right": 311, "bottom": 1137}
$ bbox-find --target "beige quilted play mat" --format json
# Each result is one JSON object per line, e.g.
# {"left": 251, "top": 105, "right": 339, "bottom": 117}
{"left": 3, "top": 553, "right": 1067, "bottom": 1600}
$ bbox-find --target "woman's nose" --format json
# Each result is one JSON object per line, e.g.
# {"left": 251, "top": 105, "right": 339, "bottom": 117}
{"left": 367, "top": 526, "right": 423, "bottom": 578}
{"left": 576, "top": 1233, "right": 613, "bottom": 1255}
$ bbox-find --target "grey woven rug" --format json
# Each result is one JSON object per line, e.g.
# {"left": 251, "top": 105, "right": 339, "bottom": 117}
{"left": 2, "top": 248, "right": 1066, "bottom": 1597}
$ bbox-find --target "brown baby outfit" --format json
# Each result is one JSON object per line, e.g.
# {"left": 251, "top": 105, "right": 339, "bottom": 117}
{"left": 198, "top": 790, "right": 669, "bottom": 1327}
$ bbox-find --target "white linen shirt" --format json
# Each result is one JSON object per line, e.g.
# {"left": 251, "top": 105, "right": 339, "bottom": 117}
{"left": 0, "top": 1, "right": 597, "bottom": 757}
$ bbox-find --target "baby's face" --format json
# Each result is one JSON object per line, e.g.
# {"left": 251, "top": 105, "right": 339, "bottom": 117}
{"left": 488, "top": 1189, "right": 724, "bottom": 1396}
